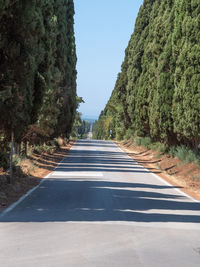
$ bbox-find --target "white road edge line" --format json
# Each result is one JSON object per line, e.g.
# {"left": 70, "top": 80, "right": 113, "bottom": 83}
{"left": 0, "top": 142, "right": 76, "bottom": 218}
{"left": 0, "top": 173, "right": 51, "bottom": 218}
{"left": 53, "top": 157, "right": 66, "bottom": 170}
{"left": 116, "top": 143, "right": 200, "bottom": 203}
{"left": 1, "top": 140, "right": 198, "bottom": 218}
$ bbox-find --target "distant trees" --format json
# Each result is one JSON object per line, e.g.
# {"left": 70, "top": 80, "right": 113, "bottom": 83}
{"left": 0, "top": 0, "right": 77, "bottom": 167}
{"left": 71, "top": 112, "right": 90, "bottom": 139}
{"left": 93, "top": 0, "right": 200, "bottom": 149}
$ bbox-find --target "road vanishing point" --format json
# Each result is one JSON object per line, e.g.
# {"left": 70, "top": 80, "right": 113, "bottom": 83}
{"left": 0, "top": 140, "right": 200, "bottom": 266}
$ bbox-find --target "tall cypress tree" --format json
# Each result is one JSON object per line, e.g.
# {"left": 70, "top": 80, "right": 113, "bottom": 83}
{"left": 147, "top": 0, "right": 176, "bottom": 144}
{"left": 172, "top": 0, "right": 200, "bottom": 147}
{"left": 0, "top": 0, "right": 45, "bottom": 141}
{"left": 94, "top": 0, "right": 200, "bottom": 150}
{"left": 127, "top": 0, "right": 155, "bottom": 136}
{"left": 55, "top": 0, "right": 77, "bottom": 138}
{"left": 0, "top": 0, "right": 77, "bottom": 152}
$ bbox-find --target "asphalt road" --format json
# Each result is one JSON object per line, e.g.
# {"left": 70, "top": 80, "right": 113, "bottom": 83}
{"left": 0, "top": 140, "right": 200, "bottom": 267}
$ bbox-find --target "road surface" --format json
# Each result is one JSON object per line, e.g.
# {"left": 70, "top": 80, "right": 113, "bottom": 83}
{"left": 0, "top": 140, "right": 200, "bottom": 266}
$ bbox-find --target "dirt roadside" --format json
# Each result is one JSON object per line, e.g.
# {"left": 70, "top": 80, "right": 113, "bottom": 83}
{"left": 0, "top": 141, "right": 74, "bottom": 210}
{"left": 116, "top": 140, "right": 200, "bottom": 201}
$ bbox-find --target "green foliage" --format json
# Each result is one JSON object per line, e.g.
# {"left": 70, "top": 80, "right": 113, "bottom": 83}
{"left": 169, "top": 145, "right": 200, "bottom": 164}
{"left": 94, "top": 0, "right": 200, "bottom": 153}
{"left": 71, "top": 112, "right": 90, "bottom": 139}
{"left": 172, "top": 0, "right": 200, "bottom": 146}
{"left": 115, "top": 126, "right": 125, "bottom": 141}
{"left": 0, "top": 0, "right": 77, "bottom": 168}
{"left": 151, "top": 142, "right": 163, "bottom": 152}
{"left": 33, "top": 144, "right": 55, "bottom": 154}
{"left": 124, "top": 129, "right": 134, "bottom": 140}
{"left": 134, "top": 136, "right": 153, "bottom": 150}
{"left": 141, "top": 137, "right": 152, "bottom": 149}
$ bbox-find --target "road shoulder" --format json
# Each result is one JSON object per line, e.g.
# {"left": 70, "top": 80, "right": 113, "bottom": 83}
{"left": 116, "top": 140, "right": 200, "bottom": 202}
{"left": 0, "top": 142, "right": 74, "bottom": 210}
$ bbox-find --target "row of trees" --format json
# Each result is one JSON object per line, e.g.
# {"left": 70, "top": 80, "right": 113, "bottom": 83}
{"left": 0, "top": 0, "right": 77, "bottom": 165}
{"left": 93, "top": 0, "right": 200, "bottom": 149}
{"left": 71, "top": 112, "right": 90, "bottom": 139}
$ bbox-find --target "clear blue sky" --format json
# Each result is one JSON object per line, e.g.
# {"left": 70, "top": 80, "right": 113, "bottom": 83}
{"left": 74, "top": 0, "right": 143, "bottom": 118}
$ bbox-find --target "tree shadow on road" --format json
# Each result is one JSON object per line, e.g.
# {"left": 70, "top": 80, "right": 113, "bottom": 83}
{"left": 1, "top": 179, "right": 200, "bottom": 224}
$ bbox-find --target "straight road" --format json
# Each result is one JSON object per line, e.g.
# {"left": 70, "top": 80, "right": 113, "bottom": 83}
{"left": 0, "top": 140, "right": 200, "bottom": 266}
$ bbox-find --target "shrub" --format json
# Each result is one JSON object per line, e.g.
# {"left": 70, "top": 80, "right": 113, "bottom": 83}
{"left": 156, "top": 143, "right": 167, "bottom": 153}
{"left": 124, "top": 129, "right": 134, "bottom": 140}
{"left": 169, "top": 145, "right": 200, "bottom": 165}
{"left": 184, "top": 149, "right": 197, "bottom": 164}
{"left": 136, "top": 137, "right": 142, "bottom": 146}
{"left": 33, "top": 144, "right": 55, "bottom": 154}
{"left": 168, "top": 146, "right": 177, "bottom": 157}
{"left": 141, "top": 137, "right": 152, "bottom": 149}
{"left": 116, "top": 127, "right": 125, "bottom": 140}
{"left": 175, "top": 146, "right": 189, "bottom": 161}
{"left": 135, "top": 137, "right": 163, "bottom": 151}
{"left": 151, "top": 142, "right": 161, "bottom": 151}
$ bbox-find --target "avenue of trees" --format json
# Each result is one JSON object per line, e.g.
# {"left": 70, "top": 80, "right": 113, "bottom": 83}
{"left": 0, "top": 0, "right": 77, "bottom": 168}
{"left": 93, "top": 0, "right": 200, "bottom": 150}
{"left": 71, "top": 112, "right": 90, "bottom": 139}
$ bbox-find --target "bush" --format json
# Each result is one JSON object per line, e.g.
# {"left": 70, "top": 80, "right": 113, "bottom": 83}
{"left": 168, "top": 146, "right": 177, "bottom": 157}
{"left": 151, "top": 142, "right": 162, "bottom": 151}
{"left": 116, "top": 127, "right": 125, "bottom": 140}
{"left": 185, "top": 150, "right": 197, "bottom": 164}
{"left": 33, "top": 143, "right": 55, "bottom": 154}
{"left": 141, "top": 137, "right": 152, "bottom": 149}
{"left": 156, "top": 143, "right": 167, "bottom": 153}
{"left": 124, "top": 129, "right": 134, "bottom": 140}
{"left": 135, "top": 136, "right": 153, "bottom": 149}
{"left": 175, "top": 146, "right": 189, "bottom": 161}
{"left": 169, "top": 145, "right": 200, "bottom": 165}
{"left": 135, "top": 137, "right": 142, "bottom": 146}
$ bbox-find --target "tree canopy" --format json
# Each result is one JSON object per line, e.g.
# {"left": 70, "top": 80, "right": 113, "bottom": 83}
{"left": 93, "top": 0, "right": 200, "bottom": 149}
{"left": 0, "top": 0, "right": 77, "bottom": 144}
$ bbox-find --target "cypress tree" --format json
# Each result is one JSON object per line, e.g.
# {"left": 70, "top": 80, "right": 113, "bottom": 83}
{"left": 94, "top": 0, "right": 200, "bottom": 150}
{"left": 55, "top": 0, "right": 77, "bottom": 138}
{"left": 172, "top": 0, "right": 200, "bottom": 147}
{"left": 127, "top": 0, "right": 155, "bottom": 136}
{"left": 0, "top": 0, "right": 77, "bottom": 160}
{"left": 147, "top": 0, "right": 176, "bottom": 144}
{"left": 0, "top": 0, "right": 45, "bottom": 141}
